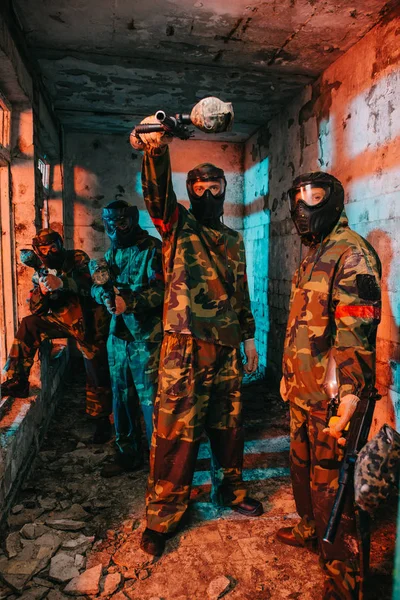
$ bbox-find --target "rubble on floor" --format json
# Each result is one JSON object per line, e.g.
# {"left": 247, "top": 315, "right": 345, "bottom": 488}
{"left": 0, "top": 362, "right": 396, "bottom": 599}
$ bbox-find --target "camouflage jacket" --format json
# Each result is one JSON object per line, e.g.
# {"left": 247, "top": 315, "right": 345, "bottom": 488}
{"left": 141, "top": 147, "right": 255, "bottom": 348}
{"left": 283, "top": 211, "right": 381, "bottom": 410}
{"left": 91, "top": 231, "right": 164, "bottom": 343}
{"left": 29, "top": 249, "right": 109, "bottom": 343}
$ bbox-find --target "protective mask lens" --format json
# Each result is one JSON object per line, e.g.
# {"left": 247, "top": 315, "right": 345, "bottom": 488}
{"left": 293, "top": 184, "right": 329, "bottom": 208}
{"left": 104, "top": 216, "right": 131, "bottom": 234}
{"left": 191, "top": 178, "right": 225, "bottom": 198}
{"left": 38, "top": 243, "right": 58, "bottom": 256}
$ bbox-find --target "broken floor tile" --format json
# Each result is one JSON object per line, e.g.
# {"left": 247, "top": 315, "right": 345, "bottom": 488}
{"left": 101, "top": 572, "right": 122, "bottom": 596}
{"left": 63, "top": 563, "right": 102, "bottom": 596}
{"left": 49, "top": 553, "right": 80, "bottom": 583}
{"left": 45, "top": 520, "right": 86, "bottom": 532}
{"left": 207, "top": 575, "right": 233, "bottom": 599}
{"left": 0, "top": 534, "right": 61, "bottom": 592}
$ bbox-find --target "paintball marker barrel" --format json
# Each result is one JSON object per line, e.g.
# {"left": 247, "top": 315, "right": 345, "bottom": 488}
{"left": 132, "top": 97, "right": 234, "bottom": 141}
{"left": 89, "top": 258, "right": 116, "bottom": 313}
{"left": 323, "top": 388, "right": 379, "bottom": 544}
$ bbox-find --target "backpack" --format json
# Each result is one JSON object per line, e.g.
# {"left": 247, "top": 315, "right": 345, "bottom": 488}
{"left": 354, "top": 423, "right": 400, "bottom": 514}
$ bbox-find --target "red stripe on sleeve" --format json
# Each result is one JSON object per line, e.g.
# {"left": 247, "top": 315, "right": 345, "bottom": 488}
{"left": 151, "top": 206, "right": 179, "bottom": 233}
{"left": 335, "top": 305, "right": 381, "bottom": 319}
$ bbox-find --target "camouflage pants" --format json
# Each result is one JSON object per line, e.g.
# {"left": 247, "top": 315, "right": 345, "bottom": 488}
{"left": 107, "top": 335, "right": 160, "bottom": 461}
{"left": 289, "top": 402, "right": 361, "bottom": 600}
{"left": 146, "top": 333, "right": 247, "bottom": 534}
{"left": 3, "top": 314, "right": 112, "bottom": 418}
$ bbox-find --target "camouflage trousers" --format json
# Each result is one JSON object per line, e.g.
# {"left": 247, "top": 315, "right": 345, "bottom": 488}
{"left": 3, "top": 314, "right": 112, "bottom": 419}
{"left": 107, "top": 335, "right": 160, "bottom": 461}
{"left": 289, "top": 402, "right": 361, "bottom": 600}
{"left": 146, "top": 333, "right": 247, "bottom": 534}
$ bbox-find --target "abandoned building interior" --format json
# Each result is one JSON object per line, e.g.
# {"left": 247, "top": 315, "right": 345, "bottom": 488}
{"left": 0, "top": 0, "right": 399, "bottom": 598}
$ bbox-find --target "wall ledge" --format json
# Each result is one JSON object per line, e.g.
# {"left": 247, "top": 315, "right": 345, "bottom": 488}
{"left": 0, "top": 341, "right": 69, "bottom": 525}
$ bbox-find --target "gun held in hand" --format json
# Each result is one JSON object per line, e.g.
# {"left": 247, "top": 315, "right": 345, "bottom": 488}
{"left": 20, "top": 249, "right": 59, "bottom": 298}
{"left": 323, "top": 387, "right": 380, "bottom": 545}
{"left": 89, "top": 258, "right": 116, "bottom": 313}
{"left": 132, "top": 97, "right": 234, "bottom": 142}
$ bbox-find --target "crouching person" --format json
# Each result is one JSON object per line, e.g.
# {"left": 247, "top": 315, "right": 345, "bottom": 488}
{"left": 1, "top": 228, "right": 112, "bottom": 443}
{"left": 91, "top": 201, "right": 164, "bottom": 476}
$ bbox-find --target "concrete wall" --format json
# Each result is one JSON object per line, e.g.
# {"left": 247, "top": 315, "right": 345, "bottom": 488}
{"left": 0, "top": 8, "right": 64, "bottom": 326}
{"left": 244, "top": 11, "right": 400, "bottom": 429}
{"left": 63, "top": 133, "right": 244, "bottom": 258}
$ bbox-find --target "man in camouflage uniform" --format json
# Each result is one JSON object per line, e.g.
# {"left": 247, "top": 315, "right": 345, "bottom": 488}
{"left": 91, "top": 200, "right": 164, "bottom": 476}
{"left": 278, "top": 172, "right": 381, "bottom": 599}
{"left": 131, "top": 117, "right": 262, "bottom": 557}
{"left": 1, "top": 228, "right": 112, "bottom": 442}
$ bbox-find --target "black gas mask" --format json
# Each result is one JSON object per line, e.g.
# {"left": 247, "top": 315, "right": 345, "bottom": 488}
{"left": 186, "top": 163, "right": 226, "bottom": 225}
{"left": 288, "top": 172, "right": 344, "bottom": 245}
{"left": 102, "top": 201, "right": 140, "bottom": 248}
{"left": 32, "top": 228, "right": 65, "bottom": 270}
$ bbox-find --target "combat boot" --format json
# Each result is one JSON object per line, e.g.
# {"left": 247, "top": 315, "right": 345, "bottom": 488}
{"left": 140, "top": 528, "right": 168, "bottom": 556}
{"left": 1, "top": 377, "right": 29, "bottom": 398}
{"left": 231, "top": 496, "right": 263, "bottom": 517}
{"left": 100, "top": 451, "right": 143, "bottom": 477}
{"left": 93, "top": 416, "right": 112, "bottom": 444}
{"left": 276, "top": 526, "right": 318, "bottom": 552}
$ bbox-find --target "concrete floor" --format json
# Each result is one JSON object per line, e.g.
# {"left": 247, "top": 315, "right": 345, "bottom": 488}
{"left": 0, "top": 361, "right": 396, "bottom": 600}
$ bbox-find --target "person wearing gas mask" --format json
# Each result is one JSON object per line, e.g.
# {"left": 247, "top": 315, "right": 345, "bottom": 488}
{"left": 1, "top": 228, "right": 112, "bottom": 443}
{"left": 91, "top": 200, "right": 164, "bottom": 476}
{"left": 278, "top": 172, "right": 381, "bottom": 599}
{"left": 130, "top": 117, "right": 262, "bottom": 558}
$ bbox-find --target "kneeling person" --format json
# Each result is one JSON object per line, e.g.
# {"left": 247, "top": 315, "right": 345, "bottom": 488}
{"left": 2, "top": 229, "right": 112, "bottom": 442}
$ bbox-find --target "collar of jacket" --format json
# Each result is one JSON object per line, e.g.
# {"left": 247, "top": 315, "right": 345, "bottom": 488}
{"left": 299, "top": 209, "right": 349, "bottom": 284}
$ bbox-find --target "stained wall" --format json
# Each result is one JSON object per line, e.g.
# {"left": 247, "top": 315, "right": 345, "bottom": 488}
{"left": 244, "top": 10, "right": 400, "bottom": 428}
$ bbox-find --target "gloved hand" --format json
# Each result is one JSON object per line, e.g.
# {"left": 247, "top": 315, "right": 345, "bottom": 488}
{"left": 40, "top": 274, "right": 63, "bottom": 293}
{"left": 104, "top": 291, "right": 127, "bottom": 316}
{"left": 323, "top": 394, "right": 359, "bottom": 446}
{"left": 244, "top": 338, "right": 258, "bottom": 374}
{"left": 130, "top": 115, "right": 173, "bottom": 151}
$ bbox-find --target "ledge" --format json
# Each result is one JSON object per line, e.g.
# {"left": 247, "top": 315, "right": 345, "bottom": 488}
{"left": 0, "top": 340, "right": 69, "bottom": 524}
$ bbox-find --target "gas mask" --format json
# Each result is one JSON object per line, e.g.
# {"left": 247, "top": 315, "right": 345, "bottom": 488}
{"left": 102, "top": 200, "right": 140, "bottom": 249}
{"left": 32, "top": 229, "right": 65, "bottom": 270}
{"left": 186, "top": 163, "right": 226, "bottom": 225}
{"left": 288, "top": 172, "right": 344, "bottom": 245}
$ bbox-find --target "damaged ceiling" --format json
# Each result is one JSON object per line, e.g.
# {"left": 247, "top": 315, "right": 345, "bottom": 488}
{"left": 13, "top": 0, "right": 394, "bottom": 140}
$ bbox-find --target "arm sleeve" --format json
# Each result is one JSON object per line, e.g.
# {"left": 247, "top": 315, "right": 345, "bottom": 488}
{"left": 121, "top": 245, "right": 164, "bottom": 313}
{"left": 237, "top": 238, "right": 256, "bottom": 341}
{"left": 29, "top": 284, "right": 50, "bottom": 315}
{"left": 65, "top": 250, "right": 91, "bottom": 294}
{"left": 141, "top": 146, "right": 179, "bottom": 237}
{"left": 331, "top": 247, "right": 381, "bottom": 399}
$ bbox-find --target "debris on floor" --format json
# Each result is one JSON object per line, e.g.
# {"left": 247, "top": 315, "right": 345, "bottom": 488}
{"left": 0, "top": 362, "right": 396, "bottom": 599}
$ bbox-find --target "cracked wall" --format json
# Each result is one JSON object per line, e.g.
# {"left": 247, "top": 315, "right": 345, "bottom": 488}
{"left": 63, "top": 133, "right": 244, "bottom": 255}
{"left": 244, "top": 9, "right": 400, "bottom": 431}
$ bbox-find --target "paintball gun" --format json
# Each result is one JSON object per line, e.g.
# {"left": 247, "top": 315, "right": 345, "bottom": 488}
{"left": 20, "top": 249, "right": 59, "bottom": 298}
{"left": 323, "top": 386, "right": 380, "bottom": 545}
{"left": 89, "top": 258, "right": 116, "bottom": 313}
{"left": 132, "top": 96, "right": 234, "bottom": 141}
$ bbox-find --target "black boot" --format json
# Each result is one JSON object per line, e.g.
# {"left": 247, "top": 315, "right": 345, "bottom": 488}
{"left": 100, "top": 452, "right": 143, "bottom": 478}
{"left": 1, "top": 377, "right": 29, "bottom": 398}
{"left": 140, "top": 528, "right": 167, "bottom": 556}
{"left": 231, "top": 496, "right": 263, "bottom": 517}
{"left": 93, "top": 416, "right": 112, "bottom": 444}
